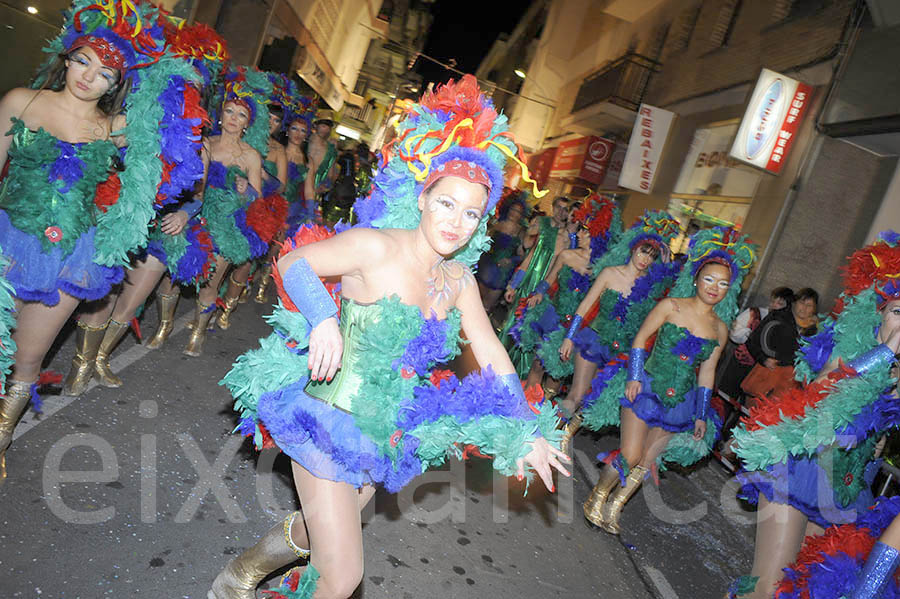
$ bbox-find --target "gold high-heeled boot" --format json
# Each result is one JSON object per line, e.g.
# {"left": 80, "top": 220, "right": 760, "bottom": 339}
{"left": 253, "top": 264, "right": 272, "bottom": 304}
{"left": 0, "top": 380, "right": 33, "bottom": 482}
{"left": 583, "top": 464, "right": 621, "bottom": 527}
{"left": 559, "top": 411, "right": 583, "bottom": 455}
{"left": 94, "top": 320, "right": 129, "bottom": 388}
{"left": 217, "top": 274, "right": 246, "bottom": 330}
{"left": 146, "top": 292, "right": 179, "bottom": 350}
{"left": 62, "top": 321, "right": 107, "bottom": 396}
{"left": 208, "top": 512, "right": 309, "bottom": 599}
{"left": 238, "top": 281, "right": 251, "bottom": 304}
{"left": 184, "top": 300, "right": 215, "bottom": 357}
{"left": 600, "top": 464, "right": 648, "bottom": 535}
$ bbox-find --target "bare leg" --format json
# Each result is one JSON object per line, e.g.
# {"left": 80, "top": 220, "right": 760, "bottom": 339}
{"left": 109, "top": 255, "right": 167, "bottom": 322}
{"left": 637, "top": 426, "right": 673, "bottom": 468}
{"left": 525, "top": 359, "right": 544, "bottom": 390}
{"left": 881, "top": 516, "right": 900, "bottom": 550}
{"left": 12, "top": 294, "right": 83, "bottom": 382}
{"left": 223, "top": 262, "right": 251, "bottom": 302}
{"left": 747, "top": 496, "right": 809, "bottom": 598}
{"left": 560, "top": 353, "right": 597, "bottom": 415}
{"left": 618, "top": 406, "right": 651, "bottom": 468}
{"left": 198, "top": 256, "right": 231, "bottom": 306}
{"left": 291, "top": 462, "right": 369, "bottom": 599}
{"left": 77, "top": 293, "right": 117, "bottom": 329}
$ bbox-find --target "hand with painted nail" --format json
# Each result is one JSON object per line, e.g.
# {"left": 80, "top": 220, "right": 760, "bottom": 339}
{"left": 517, "top": 437, "right": 571, "bottom": 491}
{"left": 308, "top": 316, "right": 342, "bottom": 382}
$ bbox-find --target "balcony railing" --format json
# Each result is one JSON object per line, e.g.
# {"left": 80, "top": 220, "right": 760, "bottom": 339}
{"left": 571, "top": 52, "right": 660, "bottom": 114}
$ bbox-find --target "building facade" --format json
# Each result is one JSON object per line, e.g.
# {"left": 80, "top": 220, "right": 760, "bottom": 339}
{"left": 506, "top": 0, "right": 900, "bottom": 307}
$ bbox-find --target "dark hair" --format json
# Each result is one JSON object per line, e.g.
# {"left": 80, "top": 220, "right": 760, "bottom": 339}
{"left": 634, "top": 241, "right": 660, "bottom": 260}
{"left": 770, "top": 286, "right": 794, "bottom": 305}
{"left": 34, "top": 51, "right": 130, "bottom": 117}
{"left": 269, "top": 104, "right": 284, "bottom": 119}
{"left": 794, "top": 287, "right": 819, "bottom": 306}
{"left": 552, "top": 196, "right": 570, "bottom": 208}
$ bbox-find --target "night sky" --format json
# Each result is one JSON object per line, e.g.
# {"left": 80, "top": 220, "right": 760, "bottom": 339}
{"left": 415, "top": 0, "right": 530, "bottom": 86}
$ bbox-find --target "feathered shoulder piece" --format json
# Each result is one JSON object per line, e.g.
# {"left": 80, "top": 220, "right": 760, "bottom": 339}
{"left": 795, "top": 231, "right": 900, "bottom": 381}
{"left": 592, "top": 209, "right": 680, "bottom": 276}
{"left": 570, "top": 192, "right": 622, "bottom": 263}
{"left": 669, "top": 227, "right": 757, "bottom": 325}
{"left": 352, "top": 75, "right": 544, "bottom": 267}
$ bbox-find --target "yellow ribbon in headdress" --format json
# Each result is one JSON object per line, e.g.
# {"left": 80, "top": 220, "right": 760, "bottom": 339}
{"left": 399, "top": 117, "right": 548, "bottom": 199}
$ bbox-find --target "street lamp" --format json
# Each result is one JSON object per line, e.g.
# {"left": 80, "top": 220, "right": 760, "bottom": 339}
{"left": 514, "top": 69, "right": 526, "bottom": 79}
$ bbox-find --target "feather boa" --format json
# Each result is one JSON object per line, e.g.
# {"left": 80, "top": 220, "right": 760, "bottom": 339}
{"left": 733, "top": 364, "right": 894, "bottom": 471}
{"left": 0, "top": 248, "right": 17, "bottom": 392}
{"left": 775, "top": 497, "right": 900, "bottom": 599}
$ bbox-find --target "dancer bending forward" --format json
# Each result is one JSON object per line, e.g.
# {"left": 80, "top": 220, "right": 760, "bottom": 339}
{"left": 210, "top": 75, "right": 569, "bottom": 599}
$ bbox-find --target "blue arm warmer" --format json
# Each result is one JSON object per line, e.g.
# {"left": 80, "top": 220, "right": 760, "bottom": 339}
{"left": 565, "top": 315, "right": 583, "bottom": 341}
{"left": 850, "top": 541, "right": 900, "bottom": 599}
{"left": 508, "top": 269, "right": 525, "bottom": 290}
{"left": 847, "top": 344, "right": 896, "bottom": 375}
{"left": 180, "top": 197, "right": 202, "bottom": 218}
{"left": 568, "top": 232, "right": 578, "bottom": 249}
{"left": 280, "top": 257, "right": 337, "bottom": 328}
{"left": 498, "top": 373, "right": 537, "bottom": 422}
{"left": 533, "top": 280, "right": 550, "bottom": 296}
{"left": 694, "top": 387, "right": 712, "bottom": 421}
{"left": 627, "top": 348, "right": 648, "bottom": 382}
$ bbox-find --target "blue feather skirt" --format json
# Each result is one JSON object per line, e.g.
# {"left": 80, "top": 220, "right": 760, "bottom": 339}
{"left": 0, "top": 210, "right": 123, "bottom": 306}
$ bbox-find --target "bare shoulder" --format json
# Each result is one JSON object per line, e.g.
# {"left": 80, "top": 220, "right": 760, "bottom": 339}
{"left": 0, "top": 88, "right": 40, "bottom": 122}
{"left": 715, "top": 317, "right": 729, "bottom": 343}
{"left": 337, "top": 226, "right": 392, "bottom": 259}
{"left": 243, "top": 141, "right": 262, "bottom": 165}
{"left": 444, "top": 259, "right": 475, "bottom": 281}
{"left": 663, "top": 297, "right": 684, "bottom": 313}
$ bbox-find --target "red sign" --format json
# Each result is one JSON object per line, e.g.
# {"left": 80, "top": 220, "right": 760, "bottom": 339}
{"left": 528, "top": 147, "right": 557, "bottom": 190}
{"left": 547, "top": 136, "right": 615, "bottom": 183}
{"left": 765, "top": 82, "right": 812, "bottom": 173}
{"left": 579, "top": 137, "right": 615, "bottom": 184}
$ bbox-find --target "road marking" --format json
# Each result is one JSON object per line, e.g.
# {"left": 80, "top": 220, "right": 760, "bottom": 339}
{"left": 643, "top": 565, "right": 679, "bottom": 599}
{"left": 12, "top": 312, "right": 194, "bottom": 441}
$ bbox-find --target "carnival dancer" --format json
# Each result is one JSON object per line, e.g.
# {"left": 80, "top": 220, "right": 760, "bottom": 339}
{"left": 514, "top": 193, "right": 621, "bottom": 394}
{"left": 0, "top": 0, "right": 204, "bottom": 477}
{"left": 582, "top": 227, "right": 756, "bottom": 534}
{"left": 209, "top": 75, "right": 569, "bottom": 599}
{"left": 307, "top": 109, "right": 338, "bottom": 224}
{"left": 727, "top": 232, "right": 900, "bottom": 599}
{"left": 179, "top": 67, "right": 273, "bottom": 356}
{"left": 476, "top": 189, "right": 526, "bottom": 314}
{"left": 499, "top": 195, "right": 574, "bottom": 353}
{"left": 61, "top": 16, "right": 226, "bottom": 390}
{"left": 556, "top": 211, "right": 681, "bottom": 452}
{"left": 251, "top": 73, "right": 308, "bottom": 303}
{"left": 769, "top": 496, "right": 900, "bottom": 599}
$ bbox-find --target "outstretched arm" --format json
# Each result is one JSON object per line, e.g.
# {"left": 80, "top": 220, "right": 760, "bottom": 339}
{"left": 457, "top": 280, "right": 570, "bottom": 489}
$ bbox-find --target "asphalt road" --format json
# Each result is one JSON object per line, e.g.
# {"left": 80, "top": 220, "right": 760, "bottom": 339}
{"left": 0, "top": 294, "right": 754, "bottom": 598}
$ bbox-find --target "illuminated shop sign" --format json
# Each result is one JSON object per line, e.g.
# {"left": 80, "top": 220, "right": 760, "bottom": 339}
{"left": 730, "top": 68, "right": 813, "bottom": 174}
{"left": 619, "top": 104, "right": 675, "bottom": 193}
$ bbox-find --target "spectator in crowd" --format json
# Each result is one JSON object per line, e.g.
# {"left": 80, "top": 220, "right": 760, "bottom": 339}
{"left": 741, "top": 287, "right": 819, "bottom": 406}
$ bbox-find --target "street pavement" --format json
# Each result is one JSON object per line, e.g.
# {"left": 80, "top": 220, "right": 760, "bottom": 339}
{"left": 0, "top": 296, "right": 754, "bottom": 598}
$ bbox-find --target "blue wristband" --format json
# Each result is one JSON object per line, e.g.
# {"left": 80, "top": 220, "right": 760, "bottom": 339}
{"left": 565, "top": 314, "right": 583, "bottom": 340}
{"left": 850, "top": 541, "right": 900, "bottom": 599}
{"left": 180, "top": 197, "right": 202, "bottom": 218}
{"left": 509, "top": 269, "right": 525, "bottom": 290}
{"left": 533, "top": 280, "right": 550, "bottom": 296}
{"left": 627, "top": 347, "right": 648, "bottom": 382}
{"left": 568, "top": 232, "right": 578, "bottom": 249}
{"left": 498, "top": 372, "right": 536, "bottom": 421}
{"left": 280, "top": 257, "right": 337, "bottom": 328}
{"left": 847, "top": 344, "right": 895, "bottom": 375}
{"left": 694, "top": 386, "right": 712, "bottom": 421}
